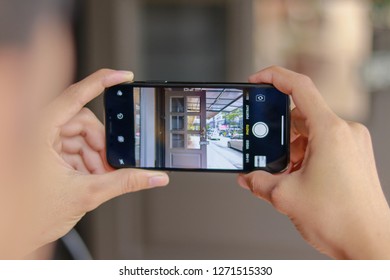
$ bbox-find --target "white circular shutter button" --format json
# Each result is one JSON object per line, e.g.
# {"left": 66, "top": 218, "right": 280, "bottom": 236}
{"left": 252, "top": 122, "right": 269, "bottom": 138}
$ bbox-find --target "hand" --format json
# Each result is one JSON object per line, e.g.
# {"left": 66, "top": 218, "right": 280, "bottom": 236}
{"left": 14, "top": 69, "right": 169, "bottom": 257}
{"left": 238, "top": 66, "right": 390, "bottom": 259}
{"left": 56, "top": 106, "right": 112, "bottom": 174}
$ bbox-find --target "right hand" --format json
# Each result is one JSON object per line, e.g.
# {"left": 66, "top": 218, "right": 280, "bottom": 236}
{"left": 238, "top": 66, "right": 390, "bottom": 259}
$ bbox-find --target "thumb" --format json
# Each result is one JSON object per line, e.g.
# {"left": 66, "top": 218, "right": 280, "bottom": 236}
{"left": 238, "top": 171, "right": 285, "bottom": 203}
{"left": 291, "top": 107, "right": 308, "bottom": 139}
{"left": 83, "top": 169, "right": 169, "bottom": 211}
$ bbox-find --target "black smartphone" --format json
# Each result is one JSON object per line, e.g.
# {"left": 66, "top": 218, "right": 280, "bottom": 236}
{"left": 104, "top": 81, "right": 290, "bottom": 173}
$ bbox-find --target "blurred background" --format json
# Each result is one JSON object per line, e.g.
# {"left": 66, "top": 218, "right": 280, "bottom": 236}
{"left": 71, "top": 0, "right": 390, "bottom": 259}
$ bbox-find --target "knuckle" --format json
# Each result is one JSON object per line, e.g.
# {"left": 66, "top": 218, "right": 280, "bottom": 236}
{"left": 80, "top": 107, "right": 94, "bottom": 118}
{"left": 79, "top": 108, "right": 101, "bottom": 128}
{"left": 267, "top": 65, "right": 285, "bottom": 75}
{"left": 327, "top": 119, "right": 372, "bottom": 144}
{"left": 65, "top": 82, "right": 89, "bottom": 106}
{"left": 269, "top": 65, "right": 281, "bottom": 71}
{"left": 269, "top": 183, "right": 291, "bottom": 214}
{"left": 334, "top": 118, "right": 349, "bottom": 130}
{"left": 96, "top": 68, "right": 111, "bottom": 76}
{"left": 93, "top": 68, "right": 113, "bottom": 82}
{"left": 350, "top": 122, "right": 371, "bottom": 141}
{"left": 327, "top": 117, "right": 349, "bottom": 135}
{"left": 248, "top": 174, "right": 261, "bottom": 193}
{"left": 350, "top": 121, "right": 368, "bottom": 133}
{"left": 121, "top": 171, "right": 147, "bottom": 194}
{"left": 61, "top": 88, "right": 79, "bottom": 108}
{"left": 65, "top": 82, "right": 79, "bottom": 94}
{"left": 269, "top": 184, "right": 282, "bottom": 207}
{"left": 79, "top": 108, "right": 96, "bottom": 125}
{"left": 296, "top": 73, "right": 314, "bottom": 87}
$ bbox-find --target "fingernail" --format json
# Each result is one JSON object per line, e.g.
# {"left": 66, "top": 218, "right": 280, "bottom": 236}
{"left": 149, "top": 175, "right": 168, "bottom": 187}
{"left": 237, "top": 175, "right": 249, "bottom": 190}
{"left": 118, "top": 71, "right": 134, "bottom": 81}
{"left": 248, "top": 75, "right": 256, "bottom": 82}
{"left": 104, "top": 71, "right": 134, "bottom": 87}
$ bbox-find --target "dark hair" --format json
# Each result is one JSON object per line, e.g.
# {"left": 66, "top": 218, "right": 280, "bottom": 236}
{"left": 0, "top": 0, "right": 74, "bottom": 45}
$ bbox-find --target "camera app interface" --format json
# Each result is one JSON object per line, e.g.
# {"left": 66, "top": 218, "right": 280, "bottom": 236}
{"left": 133, "top": 87, "right": 244, "bottom": 170}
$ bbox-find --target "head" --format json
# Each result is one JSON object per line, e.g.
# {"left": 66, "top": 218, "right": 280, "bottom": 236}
{"left": 0, "top": 0, "right": 75, "bottom": 167}
{"left": 0, "top": 0, "right": 75, "bottom": 103}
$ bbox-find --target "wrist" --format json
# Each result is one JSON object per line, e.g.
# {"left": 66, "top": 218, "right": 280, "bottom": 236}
{"left": 344, "top": 213, "right": 390, "bottom": 259}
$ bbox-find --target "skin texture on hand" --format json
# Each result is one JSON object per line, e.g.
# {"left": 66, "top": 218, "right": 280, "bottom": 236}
{"left": 238, "top": 66, "right": 390, "bottom": 259}
{"left": 2, "top": 69, "right": 169, "bottom": 258}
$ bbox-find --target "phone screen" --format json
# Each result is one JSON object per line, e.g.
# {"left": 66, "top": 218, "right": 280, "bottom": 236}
{"left": 105, "top": 83, "right": 289, "bottom": 173}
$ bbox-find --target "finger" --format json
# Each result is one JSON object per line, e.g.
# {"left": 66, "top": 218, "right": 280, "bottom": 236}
{"left": 83, "top": 169, "right": 169, "bottom": 211}
{"left": 61, "top": 153, "right": 89, "bottom": 173}
{"left": 249, "top": 66, "right": 335, "bottom": 126}
{"left": 61, "top": 108, "right": 105, "bottom": 152}
{"left": 237, "top": 174, "right": 251, "bottom": 191}
{"left": 291, "top": 107, "right": 308, "bottom": 139}
{"left": 99, "top": 150, "right": 115, "bottom": 172}
{"left": 47, "top": 69, "right": 134, "bottom": 128}
{"left": 290, "top": 135, "right": 307, "bottom": 165}
{"left": 238, "top": 171, "right": 285, "bottom": 203}
{"left": 61, "top": 136, "right": 106, "bottom": 174}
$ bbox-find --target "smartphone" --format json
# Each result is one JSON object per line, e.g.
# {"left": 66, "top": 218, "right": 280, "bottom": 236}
{"left": 104, "top": 81, "right": 290, "bottom": 173}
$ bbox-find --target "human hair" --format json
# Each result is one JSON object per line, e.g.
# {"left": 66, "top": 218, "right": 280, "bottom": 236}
{"left": 0, "top": 0, "right": 74, "bottom": 45}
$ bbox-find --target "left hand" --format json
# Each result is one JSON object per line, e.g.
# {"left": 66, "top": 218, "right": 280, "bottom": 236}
{"left": 55, "top": 107, "right": 113, "bottom": 175}
{"left": 4, "top": 69, "right": 169, "bottom": 258}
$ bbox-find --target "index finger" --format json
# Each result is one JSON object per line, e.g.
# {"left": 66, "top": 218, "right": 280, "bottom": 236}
{"left": 249, "top": 66, "right": 335, "bottom": 125}
{"left": 47, "top": 69, "right": 134, "bottom": 127}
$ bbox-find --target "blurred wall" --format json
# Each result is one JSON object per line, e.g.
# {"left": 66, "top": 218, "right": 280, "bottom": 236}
{"left": 75, "top": 0, "right": 389, "bottom": 259}
{"left": 253, "top": 0, "right": 372, "bottom": 121}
